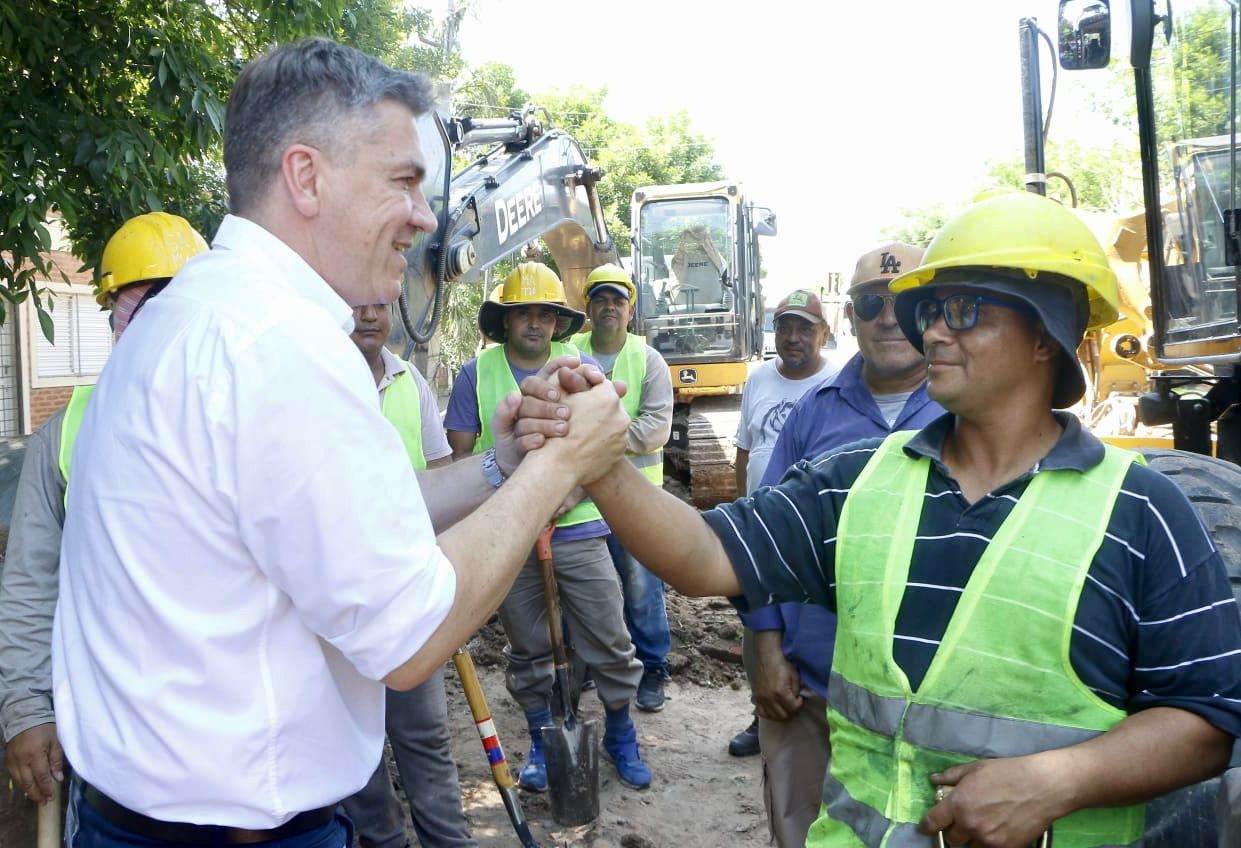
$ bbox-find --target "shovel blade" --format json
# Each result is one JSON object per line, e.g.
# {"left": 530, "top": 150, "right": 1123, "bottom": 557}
{"left": 542, "top": 717, "right": 600, "bottom": 826}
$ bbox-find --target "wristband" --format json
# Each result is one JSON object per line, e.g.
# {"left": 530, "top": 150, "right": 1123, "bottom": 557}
{"left": 481, "top": 447, "right": 508, "bottom": 488}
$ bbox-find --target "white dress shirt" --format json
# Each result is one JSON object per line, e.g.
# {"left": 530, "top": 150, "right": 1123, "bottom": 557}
{"left": 53, "top": 215, "right": 456, "bottom": 826}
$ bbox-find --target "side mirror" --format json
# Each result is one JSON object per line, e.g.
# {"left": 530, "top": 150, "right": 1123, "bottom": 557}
{"left": 1059, "top": 0, "right": 1111, "bottom": 70}
{"left": 753, "top": 207, "right": 778, "bottom": 237}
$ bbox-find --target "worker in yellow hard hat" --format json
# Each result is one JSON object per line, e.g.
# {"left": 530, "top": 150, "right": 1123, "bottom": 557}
{"left": 568, "top": 263, "right": 674, "bottom": 712}
{"left": 446, "top": 261, "right": 653, "bottom": 792}
{"left": 95, "top": 211, "right": 209, "bottom": 339}
{"left": 0, "top": 212, "right": 207, "bottom": 805}
{"left": 531, "top": 190, "right": 1241, "bottom": 847}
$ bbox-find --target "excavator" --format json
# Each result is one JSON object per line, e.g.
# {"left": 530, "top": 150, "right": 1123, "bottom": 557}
{"left": 629, "top": 182, "right": 775, "bottom": 507}
{"left": 1022, "top": 2, "right": 1241, "bottom": 842}
{"left": 395, "top": 105, "right": 619, "bottom": 375}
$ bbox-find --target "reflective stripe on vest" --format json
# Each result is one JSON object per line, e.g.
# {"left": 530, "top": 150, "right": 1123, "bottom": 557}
{"left": 813, "top": 430, "right": 1145, "bottom": 848}
{"left": 474, "top": 343, "right": 603, "bottom": 528}
{"left": 381, "top": 363, "right": 427, "bottom": 471}
{"left": 569, "top": 331, "right": 663, "bottom": 485}
{"left": 58, "top": 385, "right": 94, "bottom": 504}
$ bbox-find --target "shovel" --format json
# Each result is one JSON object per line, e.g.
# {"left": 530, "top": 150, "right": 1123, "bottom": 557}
{"left": 536, "top": 525, "right": 600, "bottom": 826}
{"left": 37, "top": 782, "right": 61, "bottom": 848}
{"left": 452, "top": 646, "right": 539, "bottom": 848}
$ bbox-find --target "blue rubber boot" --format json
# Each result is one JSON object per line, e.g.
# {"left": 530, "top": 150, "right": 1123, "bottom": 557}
{"left": 518, "top": 707, "right": 552, "bottom": 792}
{"left": 602, "top": 704, "right": 651, "bottom": 790}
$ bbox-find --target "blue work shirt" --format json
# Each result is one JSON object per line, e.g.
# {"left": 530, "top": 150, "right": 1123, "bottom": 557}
{"left": 744, "top": 351, "right": 945, "bottom": 698}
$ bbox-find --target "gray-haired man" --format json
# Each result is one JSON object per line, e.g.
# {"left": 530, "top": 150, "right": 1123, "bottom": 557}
{"left": 54, "top": 38, "right": 629, "bottom": 846}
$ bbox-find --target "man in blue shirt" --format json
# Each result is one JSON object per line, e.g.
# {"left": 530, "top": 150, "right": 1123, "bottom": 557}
{"left": 745, "top": 242, "right": 943, "bottom": 846}
{"left": 445, "top": 262, "right": 651, "bottom": 792}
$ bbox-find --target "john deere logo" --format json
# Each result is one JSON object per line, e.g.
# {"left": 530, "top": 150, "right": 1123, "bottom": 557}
{"left": 879, "top": 252, "right": 902, "bottom": 275}
{"left": 787, "top": 291, "right": 811, "bottom": 307}
{"left": 679, "top": 368, "right": 698, "bottom": 384}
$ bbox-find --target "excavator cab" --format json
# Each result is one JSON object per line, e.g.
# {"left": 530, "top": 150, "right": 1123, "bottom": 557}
{"left": 1054, "top": 0, "right": 1241, "bottom": 462}
{"left": 632, "top": 182, "right": 774, "bottom": 507}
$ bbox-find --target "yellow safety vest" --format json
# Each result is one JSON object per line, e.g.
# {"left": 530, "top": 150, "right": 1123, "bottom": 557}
{"left": 812, "top": 430, "right": 1145, "bottom": 848}
{"left": 58, "top": 385, "right": 94, "bottom": 505}
{"left": 569, "top": 331, "right": 664, "bottom": 486}
{"left": 381, "top": 362, "right": 427, "bottom": 471}
{"left": 473, "top": 343, "right": 603, "bottom": 528}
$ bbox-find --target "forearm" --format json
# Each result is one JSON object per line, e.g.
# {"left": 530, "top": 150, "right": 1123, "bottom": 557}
{"left": 414, "top": 455, "right": 494, "bottom": 532}
{"left": 1050, "top": 707, "right": 1232, "bottom": 814}
{"left": 385, "top": 455, "right": 575, "bottom": 689}
{"left": 585, "top": 460, "right": 740, "bottom": 597}
{"left": 734, "top": 448, "right": 749, "bottom": 498}
{"left": 754, "top": 629, "right": 785, "bottom": 661}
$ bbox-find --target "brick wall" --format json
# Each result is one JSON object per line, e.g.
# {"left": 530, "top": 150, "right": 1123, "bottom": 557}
{"left": 29, "top": 386, "right": 74, "bottom": 431}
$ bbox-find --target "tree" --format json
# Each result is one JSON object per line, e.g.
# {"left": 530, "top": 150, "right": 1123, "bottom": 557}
{"left": 881, "top": 203, "right": 953, "bottom": 248}
{"left": 538, "top": 88, "right": 723, "bottom": 255}
{"left": 0, "top": 0, "right": 456, "bottom": 334}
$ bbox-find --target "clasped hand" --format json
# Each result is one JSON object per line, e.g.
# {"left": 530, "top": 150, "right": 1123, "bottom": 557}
{"left": 491, "top": 354, "right": 629, "bottom": 485}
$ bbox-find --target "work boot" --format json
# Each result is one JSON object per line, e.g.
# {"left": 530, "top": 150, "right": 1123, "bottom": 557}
{"left": 518, "top": 707, "right": 553, "bottom": 792}
{"left": 635, "top": 666, "right": 666, "bottom": 713}
{"left": 728, "top": 717, "right": 760, "bottom": 757}
{"left": 603, "top": 704, "right": 652, "bottom": 790}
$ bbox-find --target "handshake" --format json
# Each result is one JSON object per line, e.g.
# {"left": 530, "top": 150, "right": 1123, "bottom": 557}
{"left": 492, "top": 354, "right": 632, "bottom": 489}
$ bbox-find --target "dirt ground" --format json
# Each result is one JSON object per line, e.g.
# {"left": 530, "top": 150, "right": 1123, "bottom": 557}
{"left": 390, "top": 590, "right": 771, "bottom": 848}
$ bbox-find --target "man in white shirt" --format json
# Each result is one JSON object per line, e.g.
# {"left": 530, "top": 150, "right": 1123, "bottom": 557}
{"left": 54, "top": 37, "right": 628, "bottom": 846}
{"left": 729, "top": 289, "right": 836, "bottom": 761}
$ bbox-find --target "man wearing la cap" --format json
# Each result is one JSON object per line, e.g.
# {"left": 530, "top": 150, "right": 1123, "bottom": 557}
{"left": 543, "top": 191, "right": 1241, "bottom": 847}
{"left": 445, "top": 261, "right": 652, "bottom": 791}
{"left": 734, "top": 246, "right": 945, "bottom": 847}
{"left": 0, "top": 212, "right": 208, "bottom": 805}
{"left": 728, "top": 288, "right": 837, "bottom": 764}
{"left": 568, "top": 264, "right": 675, "bottom": 713}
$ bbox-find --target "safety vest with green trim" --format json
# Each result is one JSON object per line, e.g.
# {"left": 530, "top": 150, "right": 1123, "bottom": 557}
{"left": 58, "top": 385, "right": 94, "bottom": 504}
{"left": 473, "top": 342, "right": 603, "bottom": 528}
{"left": 381, "top": 362, "right": 427, "bottom": 471}
{"left": 810, "top": 430, "right": 1145, "bottom": 848}
{"left": 568, "top": 331, "right": 663, "bottom": 486}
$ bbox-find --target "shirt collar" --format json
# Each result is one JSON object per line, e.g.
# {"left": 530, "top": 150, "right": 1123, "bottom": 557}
{"left": 902, "top": 410, "right": 1105, "bottom": 473}
{"left": 211, "top": 215, "right": 356, "bottom": 333}
{"left": 376, "top": 346, "right": 408, "bottom": 392}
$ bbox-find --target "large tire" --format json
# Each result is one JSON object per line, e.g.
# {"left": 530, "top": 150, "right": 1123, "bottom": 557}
{"left": 1136, "top": 449, "right": 1241, "bottom": 847}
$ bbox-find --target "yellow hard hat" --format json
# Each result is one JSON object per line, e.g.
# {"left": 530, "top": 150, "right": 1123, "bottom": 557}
{"left": 584, "top": 263, "right": 636, "bottom": 302}
{"left": 889, "top": 191, "right": 1119, "bottom": 330}
{"left": 478, "top": 262, "right": 586, "bottom": 343}
{"left": 97, "top": 212, "right": 209, "bottom": 306}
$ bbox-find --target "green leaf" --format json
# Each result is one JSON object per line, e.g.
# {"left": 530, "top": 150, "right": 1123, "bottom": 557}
{"left": 36, "top": 305, "right": 54, "bottom": 344}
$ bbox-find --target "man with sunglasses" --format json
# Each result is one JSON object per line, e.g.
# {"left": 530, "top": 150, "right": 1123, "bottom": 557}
{"left": 540, "top": 192, "right": 1241, "bottom": 847}
{"left": 734, "top": 243, "right": 944, "bottom": 847}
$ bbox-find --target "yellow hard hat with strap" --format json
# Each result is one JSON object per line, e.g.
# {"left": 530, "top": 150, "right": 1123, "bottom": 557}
{"left": 97, "top": 212, "right": 209, "bottom": 306}
{"left": 890, "top": 192, "right": 1120, "bottom": 330}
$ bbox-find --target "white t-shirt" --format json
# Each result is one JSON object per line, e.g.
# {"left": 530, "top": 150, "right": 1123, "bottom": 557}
{"left": 53, "top": 215, "right": 457, "bottom": 825}
{"left": 735, "top": 357, "right": 839, "bottom": 495}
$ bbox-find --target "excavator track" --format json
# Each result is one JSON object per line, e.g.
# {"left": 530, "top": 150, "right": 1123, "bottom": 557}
{"left": 665, "top": 395, "right": 742, "bottom": 509}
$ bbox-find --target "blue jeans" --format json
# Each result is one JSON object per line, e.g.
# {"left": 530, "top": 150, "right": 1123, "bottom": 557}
{"left": 606, "top": 532, "right": 670, "bottom": 672}
{"left": 66, "top": 777, "right": 354, "bottom": 848}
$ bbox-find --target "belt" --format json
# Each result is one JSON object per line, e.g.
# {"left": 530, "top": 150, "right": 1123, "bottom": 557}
{"left": 82, "top": 783, "right": 337, "bottom": 845}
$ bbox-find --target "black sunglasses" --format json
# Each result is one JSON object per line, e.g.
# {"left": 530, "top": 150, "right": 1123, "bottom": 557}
{"left": 913, "top": 293, "right": 1036, "bottom": 334}
{"left": 850, "top": 293, "right": 895, "bottom": 322}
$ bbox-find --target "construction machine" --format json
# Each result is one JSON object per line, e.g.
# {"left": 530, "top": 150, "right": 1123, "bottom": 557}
{"left": 629, "top": 182, "right": 775, "bottom": 507}
{"left": 395, "top": 106, "right": 619, "bottom": 376}
{"left": 1025, "top": 3, "right": 1241, "bottom": 843}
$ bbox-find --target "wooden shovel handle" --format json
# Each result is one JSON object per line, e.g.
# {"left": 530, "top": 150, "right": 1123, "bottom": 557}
{"left": 453, "top": 647, "right": 517, "bottom": 790}
{"left": 37, "top": 781, "right": 62, "bottom": 848}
